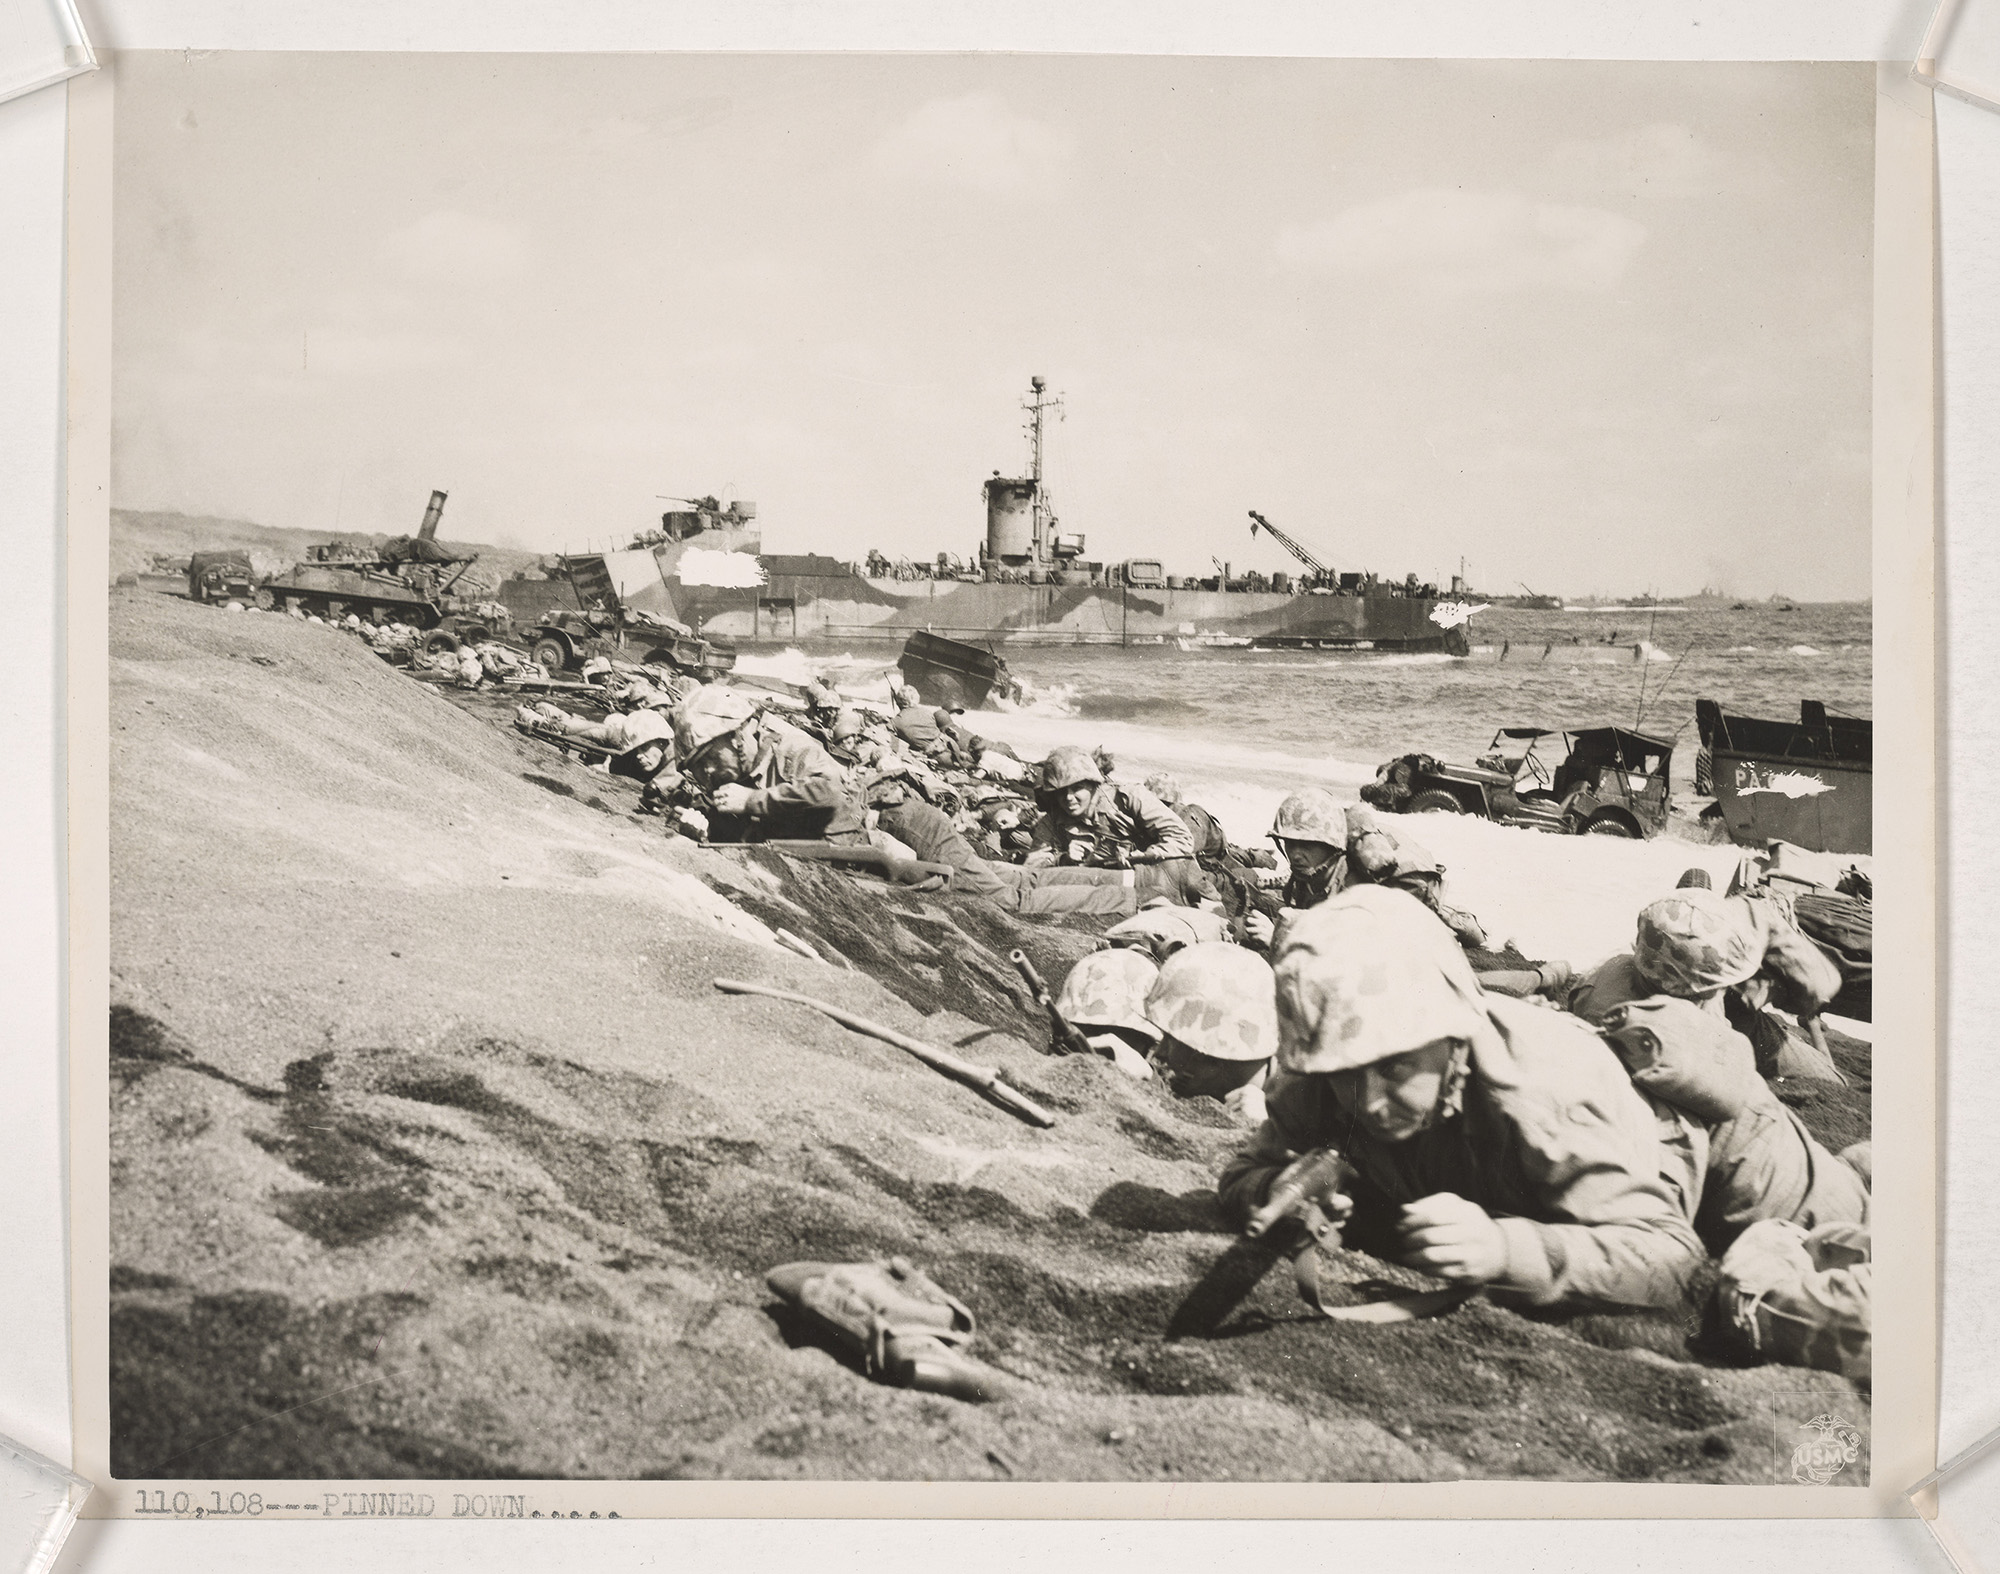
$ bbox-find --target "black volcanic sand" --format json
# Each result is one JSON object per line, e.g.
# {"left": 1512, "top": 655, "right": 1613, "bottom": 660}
{"left": 107, "top": 591, "right": 1868, "bottom": 1483}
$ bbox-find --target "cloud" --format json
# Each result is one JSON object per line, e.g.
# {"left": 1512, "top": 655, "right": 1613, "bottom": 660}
{"left": 1276, "top": 188, "right": 1646, "bottom": 294}
{"left": 379, "top": 209, "right": 531, "bottom": 286}
{"left": 871, "top": 92, "right": 1072, "bottom": 196}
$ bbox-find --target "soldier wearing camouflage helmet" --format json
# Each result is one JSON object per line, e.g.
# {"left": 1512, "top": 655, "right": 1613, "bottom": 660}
{"left": 1239, "top": 788, "right": 1345, "bottom": 948}
{"left": 1054, "top": 949, "right": 1162, "bottom": 1080}
{"left": 1567, "top": 886, "right": 1846, "bottom": 1082}
{"left": 1219, "top": 885, "right": 1707, "bottom": 1312}
{"left": 1143, "top": 942, "right": 1277, "bottom": 1118}
{"left": 1565, "top": 888, "right": 1764, "bottom": 1025}
{"left": 1334, "top": 804, "right": 1489, "bottom": 950}
{"left": 668, "top": 685, "right": 869, "bottom": 844}
{"left": 1027, "top": 746, "right": 1208, "bottom": 905}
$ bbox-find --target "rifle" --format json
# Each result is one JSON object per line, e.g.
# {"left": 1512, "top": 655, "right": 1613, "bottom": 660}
{"left": 756, "top": 840, "right": 955, "bottom": 890}
{"left": 712, "top": 978, "right": 1054, "bottom": 1128}
{"left": 1165, "top": 1147, "right": 1473, "bottom": 1335}
{"left": 1208, "top": 850, "right": 1284, "bottom": 944}
{"left": 1008, "top": 950, "right": 1098, "bottom": 1058}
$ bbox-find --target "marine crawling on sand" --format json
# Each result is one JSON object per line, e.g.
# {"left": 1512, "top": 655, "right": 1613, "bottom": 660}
{"left": 1215, "top": 886, "right": 1872, "bottom": 1378}
{"left": 667, "top": 686, "right": 1139, "bottom": 918}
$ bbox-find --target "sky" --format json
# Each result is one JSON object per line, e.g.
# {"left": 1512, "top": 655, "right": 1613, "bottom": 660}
{"left": 111, "top": 54, "right": 1875, "bottom": 600}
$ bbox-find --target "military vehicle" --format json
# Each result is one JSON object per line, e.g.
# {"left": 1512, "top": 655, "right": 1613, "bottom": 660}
{"left": 1696, "top": 698, "right": 1871, "bottom": 856}
{"left": 498, "top": 552, "right": 736, "bottom": 679}
{"left": 896, "top": 631, "right": 1018, "bottom": 710}
{"left": 1361, "top": 725, "right": 1674, "bottom": 839}
{"left": 258, "top": 490, "right": 496, "bottom": 647}
{"left": 589, "top": 380, "right": 1479, "bottom": 652}
{"left": 186, "top": 550, "right": 255, "bottom": 605}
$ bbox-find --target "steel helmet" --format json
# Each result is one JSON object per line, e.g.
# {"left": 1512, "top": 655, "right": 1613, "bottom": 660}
{"left": 1271, "top": 788, "right": 1344, "bottom": 846}
{"left": 1143, "top": 942, "right": 1279, "bottom": 1063}
{"left": 891, "top": 682, "right": 921, "bottom": 708}
{"left": 1042, "top": 746, "right": 1102, "bottom": 791}
{"left": 1105, "top": 906, "right": 1230, "bottom": 959}
{"left": 1142, "top": 772, "right": 1183, "bottom": 806}
{"left": 1055, "top": 950, "right": 1163, "bottom": 1043}
{"left": 1271, "top": 885, "right": 1487, "bottom": 1075}
{"left": 673, "top": 685, "right": 759, "bottom": 761}
{"left": 1632, "top": 889, "right": 1764, "bottom": 997}
{"left": 830, "top": 707, "right": 867, "bottom": 742}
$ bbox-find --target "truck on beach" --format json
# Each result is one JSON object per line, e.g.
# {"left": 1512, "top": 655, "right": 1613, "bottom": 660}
{"left": 1361, "top": 725, "right": 1675, "bottom": 839}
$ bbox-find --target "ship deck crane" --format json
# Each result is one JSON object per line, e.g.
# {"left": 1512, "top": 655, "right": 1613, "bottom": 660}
{"left": 1247, "top": 511, "right": 1333, "bottom": 588}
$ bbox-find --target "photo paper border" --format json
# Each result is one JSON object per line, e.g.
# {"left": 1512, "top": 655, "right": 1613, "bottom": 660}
{"left": 63, "top": 54, "right": 1939, "bottom": 1521}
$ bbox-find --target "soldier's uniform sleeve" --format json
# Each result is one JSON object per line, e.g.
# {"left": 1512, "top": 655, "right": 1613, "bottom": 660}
{"left": 743, "top": 731, "right": 852, "bottom": 821}
{"left": 1125, "top": 786, "right": 1196, "bottom": 863}
{"left": 1482, "top": 1066, "right": 1709, "bottom": 1310}
{"left": 1718, "top": 1219, "right": 1871, "bottom": 1383}
{"left": 1216, "top": 1074, "right": 1337, "bottom": 1227}
{"left": 1024, "top": 808, "right": 1063, "bottom": 866}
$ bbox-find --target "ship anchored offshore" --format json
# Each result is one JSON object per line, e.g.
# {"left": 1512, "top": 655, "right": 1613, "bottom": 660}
{"left": 498, "top": 377, "right": 1480, "bottom": 654}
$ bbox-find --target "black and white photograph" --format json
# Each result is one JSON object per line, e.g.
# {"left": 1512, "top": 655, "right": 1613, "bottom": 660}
{"left": 75, "top": 50, "right": 1933, "bottom": 1507}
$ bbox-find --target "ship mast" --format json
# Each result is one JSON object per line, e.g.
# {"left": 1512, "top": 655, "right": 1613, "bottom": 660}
{"left": 1024, "top": 375, "right": 1063, "bottom": 567}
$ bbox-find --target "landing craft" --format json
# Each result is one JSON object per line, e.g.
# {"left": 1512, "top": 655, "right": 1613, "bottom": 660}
{"left": 1696, "top": 698, "right": 1872, "bottom": 855}
{"left": 545, "top": 379, "right": 1476, "bottom": 655}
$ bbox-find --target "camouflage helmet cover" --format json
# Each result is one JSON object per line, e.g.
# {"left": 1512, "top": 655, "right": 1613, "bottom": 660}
{"left": 1632, "top": 890, "right": 1763, "bottom": 996}
{"left": 1271, "top": 885, "right": 1488, "bottom": 1074}
{"left": 672, "top": 685, "right": 759, "bottom": 761}
{"left": 1042, "top": 745, "right": 1103, "bottom": 791}
{"left": 1143, "top": 942, "right": 1279, "bottom": 1062}
{"left": 1271, "top": 787, "right": 1345, "bottom": 846}
{"left": 1141, "top": 771, "right": 1183, "bottom": 806}
{"left": 1055, "top": 949, "right": 1163, "bottom": 1042}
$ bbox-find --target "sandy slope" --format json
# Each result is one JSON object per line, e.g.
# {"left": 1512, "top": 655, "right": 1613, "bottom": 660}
{"left": 106, "top": 590, "right": 1869, "bottom": 1484}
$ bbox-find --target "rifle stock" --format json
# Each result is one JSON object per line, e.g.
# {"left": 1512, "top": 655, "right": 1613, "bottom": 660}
{"left": 756, "top": 840, "right": 955, "bottom": 889}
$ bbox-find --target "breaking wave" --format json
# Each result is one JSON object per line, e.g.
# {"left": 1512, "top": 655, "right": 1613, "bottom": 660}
{"left": 1079, "top": 693, "right": 1205, "bottom": 722}
{"left": 1788, "top": 644, "right": 1825, "bottom": 657}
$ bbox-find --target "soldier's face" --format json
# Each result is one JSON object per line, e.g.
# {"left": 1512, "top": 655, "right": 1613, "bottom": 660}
{"left": 1061, "top": 783, "right": 1095, "bottom": 815}
{"left": 688, "top": 741, "right": 744, "bottom": 791}
{"left": 1281, "top": 838, "right": 1338, "bottom": 873}
{"left": 1344, "top": 1039, "right": 1456, "bottom": 1143}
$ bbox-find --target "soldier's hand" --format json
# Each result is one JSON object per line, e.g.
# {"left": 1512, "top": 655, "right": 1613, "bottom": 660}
{"left": 1397, "top": 1192, "right": 1507, "bottom": 1284}
{"left": 1269, "top": 1152, "right": 1353, "bottom": 1223}
{"left": 710, "top": 783, "right": 753, "bottom": 815}
{"left": 1243, "top": 910, "right": 1276, "bottom": 946}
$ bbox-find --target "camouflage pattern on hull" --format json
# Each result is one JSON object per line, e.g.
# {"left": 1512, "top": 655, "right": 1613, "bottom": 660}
{"left": 670, "top": 567, "right": 1470, "bottom": 654}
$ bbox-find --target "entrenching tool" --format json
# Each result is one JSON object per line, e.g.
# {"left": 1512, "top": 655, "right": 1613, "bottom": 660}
{"left": 712, "top": 978, "right": 1055, "bottom": 1128}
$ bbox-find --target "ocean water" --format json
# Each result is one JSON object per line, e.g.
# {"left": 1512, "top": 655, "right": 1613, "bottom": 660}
{"left": 735, "top": 602, "right": 1871, "bottom": 858}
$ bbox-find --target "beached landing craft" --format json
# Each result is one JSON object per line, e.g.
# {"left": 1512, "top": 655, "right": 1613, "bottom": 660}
{"left": 1696, "top": 699, "right": 1872, "bottom": 856}
{"left": 518, "top": 379, "right": 1478, "bottom": 654}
